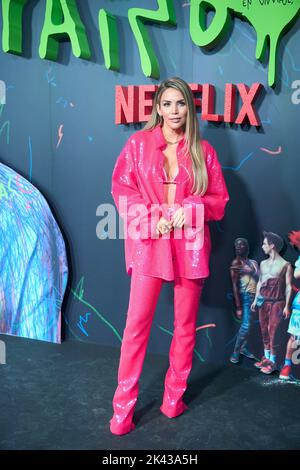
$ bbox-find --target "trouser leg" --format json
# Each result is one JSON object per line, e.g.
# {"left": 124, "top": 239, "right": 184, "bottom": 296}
{"left": 233, "top": 293, "right": 255, "bottom": 354}
{"left": 269, "top": 301, "right": 284, "bottom": 357}
{"left": 160, "top": 276, "right": 204, "bottom": 418}
{"left": 110, "top": 271, "right": 163, "bottom": 435}
{"left": 259, "top": 303, "right": 271, "bottom": 351}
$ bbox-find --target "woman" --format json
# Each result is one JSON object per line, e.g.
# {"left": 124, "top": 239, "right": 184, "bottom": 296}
{"left": 109, "top": 77, "right": 229, "bottom": 435}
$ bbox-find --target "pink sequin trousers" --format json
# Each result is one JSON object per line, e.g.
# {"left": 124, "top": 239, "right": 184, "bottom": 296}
{"left": 109, "top": 270, "right": 204, "bottom": 435}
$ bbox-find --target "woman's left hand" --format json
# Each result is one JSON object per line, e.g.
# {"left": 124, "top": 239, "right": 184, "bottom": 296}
{"left": 170, "top": 207, "right": 186, "bottom": 229}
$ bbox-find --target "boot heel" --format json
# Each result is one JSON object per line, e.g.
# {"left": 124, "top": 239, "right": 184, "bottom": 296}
{"left": 160, "top": 401, "right": 188, "bottom": 418}
{"left": 110, "top": 418, "right": 136, "bottom": 435}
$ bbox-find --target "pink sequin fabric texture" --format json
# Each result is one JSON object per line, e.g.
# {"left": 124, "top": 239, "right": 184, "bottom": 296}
{"left": 111, "top": 125, "right": 229, "bottom": 280}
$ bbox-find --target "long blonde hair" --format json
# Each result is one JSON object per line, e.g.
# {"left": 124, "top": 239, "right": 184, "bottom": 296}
{"left": 143, "top": 77, "right": 208, "bottom": 195}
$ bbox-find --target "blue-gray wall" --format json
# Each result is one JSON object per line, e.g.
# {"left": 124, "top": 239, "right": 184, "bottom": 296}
{"left": 0, "top": 1, "right": 299, "bottom": 370}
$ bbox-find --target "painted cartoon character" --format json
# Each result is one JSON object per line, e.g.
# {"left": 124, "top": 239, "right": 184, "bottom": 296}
{"left": 280, "top": 231, "right": 300, "bottom": 380}
{"left": 251, "top": 232, "right": 293, "bottom": 374}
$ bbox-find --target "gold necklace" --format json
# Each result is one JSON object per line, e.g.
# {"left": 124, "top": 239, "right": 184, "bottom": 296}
{"left": 164, "top": 134, "right": 184, "bottom": 145}
{"left": 166, "top": 139, "right": 180, "bottom": 145}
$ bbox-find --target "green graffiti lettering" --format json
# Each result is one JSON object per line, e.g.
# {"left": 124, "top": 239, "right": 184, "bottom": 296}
{"left": 1, "top": 0, "right": 299, "bottom": 87}
{"left": 39, "top": 0, "right": 91, "bottom": 60}
{"left": 99, "top": 9, "right": 119, "bottom": 72}
{"left": 2, "top": 0, "right": 29, "bottom": 54}
{"left": 190, "top": 1, "right": 232, "bottom": 48}
{"left": 190, "top": 0, "right": 300, "bottom": 87}
{"left": 128, "top": 0, "right": 177, "bottom": 79}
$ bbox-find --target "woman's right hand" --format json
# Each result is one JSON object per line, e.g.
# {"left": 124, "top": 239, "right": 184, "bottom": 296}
{"left": 250, "top": 301, "right": 256, "bottom": 312}
{"left": 156, "top": 216, "right": 173, "bottom": 235}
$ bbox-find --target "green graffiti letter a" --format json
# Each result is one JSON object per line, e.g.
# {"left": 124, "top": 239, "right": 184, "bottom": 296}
{"left": 39, "top": 0, "right": 91, "bottom": 61}
{"left": 2, "top": 0, "right": 29, "bottom": 54}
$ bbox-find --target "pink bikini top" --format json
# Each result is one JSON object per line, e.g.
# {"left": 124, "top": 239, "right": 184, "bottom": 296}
{"left": 162, "top": 166, "right": 179, "bottom": 184}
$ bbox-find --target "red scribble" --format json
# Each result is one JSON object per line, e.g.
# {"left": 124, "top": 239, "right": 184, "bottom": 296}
{"left": 292, "top": 284, "right": 300, "bottom": 293}
{"left": 289, "top": 230, "right": 300, "bottom": 250}
{"left": 260, "top": 146, "right": 282, "bottom": 155}
{"left": 196, "top": 323, "right": 216, "bottom": 331}
{"left": 15, "top": 174, "right": 34, "bottom": 194}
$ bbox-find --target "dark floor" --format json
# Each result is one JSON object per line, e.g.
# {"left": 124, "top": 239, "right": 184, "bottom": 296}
{"left": 0, "top": 333, "right": 300, "bottom": 450}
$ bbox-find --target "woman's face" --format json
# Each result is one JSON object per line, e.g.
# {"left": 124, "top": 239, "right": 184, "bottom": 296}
{"left": 156, "top": 88, "right": 188, "bottom": 131}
